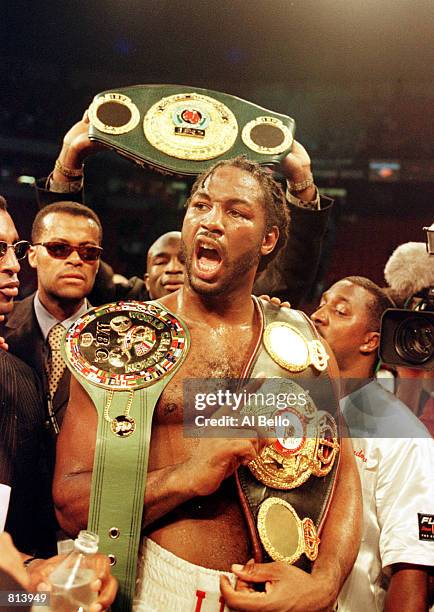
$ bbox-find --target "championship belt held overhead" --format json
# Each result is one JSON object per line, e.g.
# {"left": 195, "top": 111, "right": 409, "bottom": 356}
{"left": 88, "top": 84, "right": 295, "bottom": 176}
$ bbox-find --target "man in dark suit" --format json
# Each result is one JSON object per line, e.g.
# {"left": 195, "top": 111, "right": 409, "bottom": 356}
{"left": 0, "top": 196, "right": 56, "bottom": 556}
{"left": 3, "top": 201, "right": 103, "bottom": 469}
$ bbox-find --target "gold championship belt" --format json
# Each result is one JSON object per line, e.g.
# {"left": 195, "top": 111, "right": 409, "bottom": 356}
{"left": 62, "top": 301, "right": 190, "bottom": 611}
{"left": 88, "top": 84, "right": 295, "bottom": 175}
{"left": 236, "top": 299, "right": 341, "bottom": 571}
{"left": 257, "top": 498, "right": 320, "bottom": 565}
{"left": 247, "top": 388, "right": 339, "bottom": 490}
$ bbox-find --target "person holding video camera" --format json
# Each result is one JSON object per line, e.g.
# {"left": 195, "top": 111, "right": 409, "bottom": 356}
{"left": 383, "top": 240, "right": 434, "bottom": 436}
{"left": 312, "top": 275, "right": 433, "bottom": 612}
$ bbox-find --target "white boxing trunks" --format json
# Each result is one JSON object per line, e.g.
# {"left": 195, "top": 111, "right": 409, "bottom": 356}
{"left": 134, "top": 537, "right": 237, "bottom": 612}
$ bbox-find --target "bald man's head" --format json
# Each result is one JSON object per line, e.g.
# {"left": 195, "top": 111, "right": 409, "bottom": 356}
{"left": 144, "top": 231, "right": 184, "bottom": 299}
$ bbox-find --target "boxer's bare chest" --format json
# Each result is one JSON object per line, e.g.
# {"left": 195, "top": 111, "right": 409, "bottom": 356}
{"left": 148, "top": 319, "right": 257, "bottom": 567}
{"left": 154, "top": 320, "right": 257, "bottom": 427}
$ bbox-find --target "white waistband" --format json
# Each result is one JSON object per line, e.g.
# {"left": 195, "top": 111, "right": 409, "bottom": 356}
{"left": 134, "top": 537, "right": 236, "bottom": 612}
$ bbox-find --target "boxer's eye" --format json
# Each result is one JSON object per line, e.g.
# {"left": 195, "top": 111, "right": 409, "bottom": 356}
{"left": 193, "top": 202, "right": 209, "bottom": 210}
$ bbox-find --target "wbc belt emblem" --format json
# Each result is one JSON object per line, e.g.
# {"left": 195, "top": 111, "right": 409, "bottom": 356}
{"left": 63, "top": 301, "right": 188, "bottom": 437}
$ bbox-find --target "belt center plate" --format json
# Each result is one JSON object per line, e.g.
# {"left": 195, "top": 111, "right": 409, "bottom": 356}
{"left": 64, "top": 301, "right": 188, "bottom": 390}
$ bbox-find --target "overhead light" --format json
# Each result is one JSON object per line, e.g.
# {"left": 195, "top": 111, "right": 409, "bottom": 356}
{"left": 17, "top": 175, "right": 35, "bottom": 185}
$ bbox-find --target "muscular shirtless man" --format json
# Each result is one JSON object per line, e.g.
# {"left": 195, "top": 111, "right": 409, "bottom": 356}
{"left": 54, "top": 157, "right": 361, "bottom": 611}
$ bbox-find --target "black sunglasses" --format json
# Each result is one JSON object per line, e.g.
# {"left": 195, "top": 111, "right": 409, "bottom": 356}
{"left": 0, "top": 240, "right": 31, "bottom": 260}
{"left": 33, "top": 241, "right": 103, "bottom": 262}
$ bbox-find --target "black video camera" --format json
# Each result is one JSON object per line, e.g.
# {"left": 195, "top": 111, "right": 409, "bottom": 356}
{"left": 379, "top": 287, "right": 434, "bottom": 370}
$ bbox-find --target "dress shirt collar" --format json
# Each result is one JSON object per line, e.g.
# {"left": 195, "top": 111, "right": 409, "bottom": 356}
{"left": 34, "top": 292, "right": 90, "bottom": 341}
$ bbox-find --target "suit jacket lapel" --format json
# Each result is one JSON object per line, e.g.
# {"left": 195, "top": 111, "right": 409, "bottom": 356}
{"left": 4, "top": 294, "right": 47, "bottom": 386}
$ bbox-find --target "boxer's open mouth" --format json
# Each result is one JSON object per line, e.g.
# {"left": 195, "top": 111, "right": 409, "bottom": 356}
{"left": 194, "top": 238, "right": 223, "bottom": 280}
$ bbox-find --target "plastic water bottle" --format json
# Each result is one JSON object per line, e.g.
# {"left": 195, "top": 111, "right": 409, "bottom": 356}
{"left": 47, "top": 530, "right": 99, "bottom": 611}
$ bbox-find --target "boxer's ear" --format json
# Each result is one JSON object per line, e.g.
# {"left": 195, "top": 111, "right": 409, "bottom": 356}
{"left": 260, "top": 226, "right": 279, "bottom": 257}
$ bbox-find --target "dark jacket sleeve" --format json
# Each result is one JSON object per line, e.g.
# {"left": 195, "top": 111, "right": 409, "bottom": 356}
{"left": 0, "top": 351, "right": 57, "bottom": 557}
{"left": 253, "top": 196, "right": 333, "bottom": 307}
{"left": 34, "top": 178, "right": 84, "bottom": 208}
{"left": 89, "top": 265, "right": 150, "bottom": 306}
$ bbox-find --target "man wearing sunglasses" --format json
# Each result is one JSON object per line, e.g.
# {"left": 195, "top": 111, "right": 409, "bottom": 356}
{"left": 3, "top": 201, "right": 103, "bottom": 468}
{"left": 0, "top": 195, "right": 57, "bottom": 556}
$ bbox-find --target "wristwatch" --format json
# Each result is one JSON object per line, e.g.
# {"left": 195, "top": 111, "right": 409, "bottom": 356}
{"left": 287, "top": 177, "right": 314, "bottom": 192}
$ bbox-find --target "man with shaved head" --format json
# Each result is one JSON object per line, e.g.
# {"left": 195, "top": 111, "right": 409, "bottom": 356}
{"left": 86, "top": 230, "right": 184, "bottom": 304}
{"left": 143, "top": 231, "right": 184, "bottom": 299}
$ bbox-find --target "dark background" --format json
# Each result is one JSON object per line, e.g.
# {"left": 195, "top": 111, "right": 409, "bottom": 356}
{"left": 1, "top": 0, "right": 433, "bottom": 305}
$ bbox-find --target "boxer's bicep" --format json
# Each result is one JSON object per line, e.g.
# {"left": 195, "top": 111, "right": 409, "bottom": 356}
{"left": 53, "top": 377, "right": 97, "bottom": 535}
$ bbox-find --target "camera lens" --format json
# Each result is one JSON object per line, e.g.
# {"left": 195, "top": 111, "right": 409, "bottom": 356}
{"left": 394, "top": 316, "right": 434, "bottom": 364}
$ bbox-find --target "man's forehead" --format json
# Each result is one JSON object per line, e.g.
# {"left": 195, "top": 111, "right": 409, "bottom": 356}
{"left": 323, "top": 285, "right": 350, "bottom": 300}
{"left": 148, "top": 234, "right": 181, "bottom": 257}
{"left": 0, "top": 210, "right": 18, "bottom": 240}
{"left": 149, "top": 246, "right": 180, "bottom": 260}
{"left": 199, "top": 165, "right": 263, "bottom": 196}
{"left": 328, "top": 279, "right": 356, "bottom": 295}
{"left": 324, "top": 280, "right": 371, "bottom": 307}
{"left": 41, "top": 211, "right": 99, "bottom": 235}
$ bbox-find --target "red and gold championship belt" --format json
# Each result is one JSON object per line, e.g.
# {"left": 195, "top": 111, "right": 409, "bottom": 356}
{"left": 236, "top": 298, "right": 341, "bottom": 571}
{"left": 88, "top": 84, "right": 295, "bottom": 175}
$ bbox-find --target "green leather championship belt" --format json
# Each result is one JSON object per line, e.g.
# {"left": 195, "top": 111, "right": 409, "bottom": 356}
{"left": 236, "top": 298, "right": 340, "bottom": 572}
{"left": 62, "top": 301, "right": 190, "bottom": 611}
{"left": 88, "top": 84, "right": 295, "bottom": 176}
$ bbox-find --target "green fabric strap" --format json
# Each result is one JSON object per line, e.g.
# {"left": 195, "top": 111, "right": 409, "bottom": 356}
{"left": 82, "top": 377, "right": 172, "bottom": 611}
{"left": 61, "top": 300, "right": 190, "bottom": 611}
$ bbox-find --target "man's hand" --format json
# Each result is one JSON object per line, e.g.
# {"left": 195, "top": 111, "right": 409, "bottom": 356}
{"left": 27, "top": 553, "right": 118, "bottom": 611}
{"left": 220, "top": 560, "right": 336, "bottom": 612}
{"left": 183, "top": 371, "right": 274, "bottom": 498}
{"left": 259, "top": 295, "right": 291, "bottom": 309}
{"left": 0, "top": 532, "right": 29, "bottom": 589}
{"left": 0, "top": 314, "right": 8, "bottom": 350}
{"left": 280, "top": 140, "right": 312, "bottom": 181}
{"left": 279, "top": 140, "right": 315, "bottom": 202}
{"left": 185, "top": 437, "right": 262, "bottom": 497}
{"left": 52, "top": 110, "right": 104, "bottom": 183}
